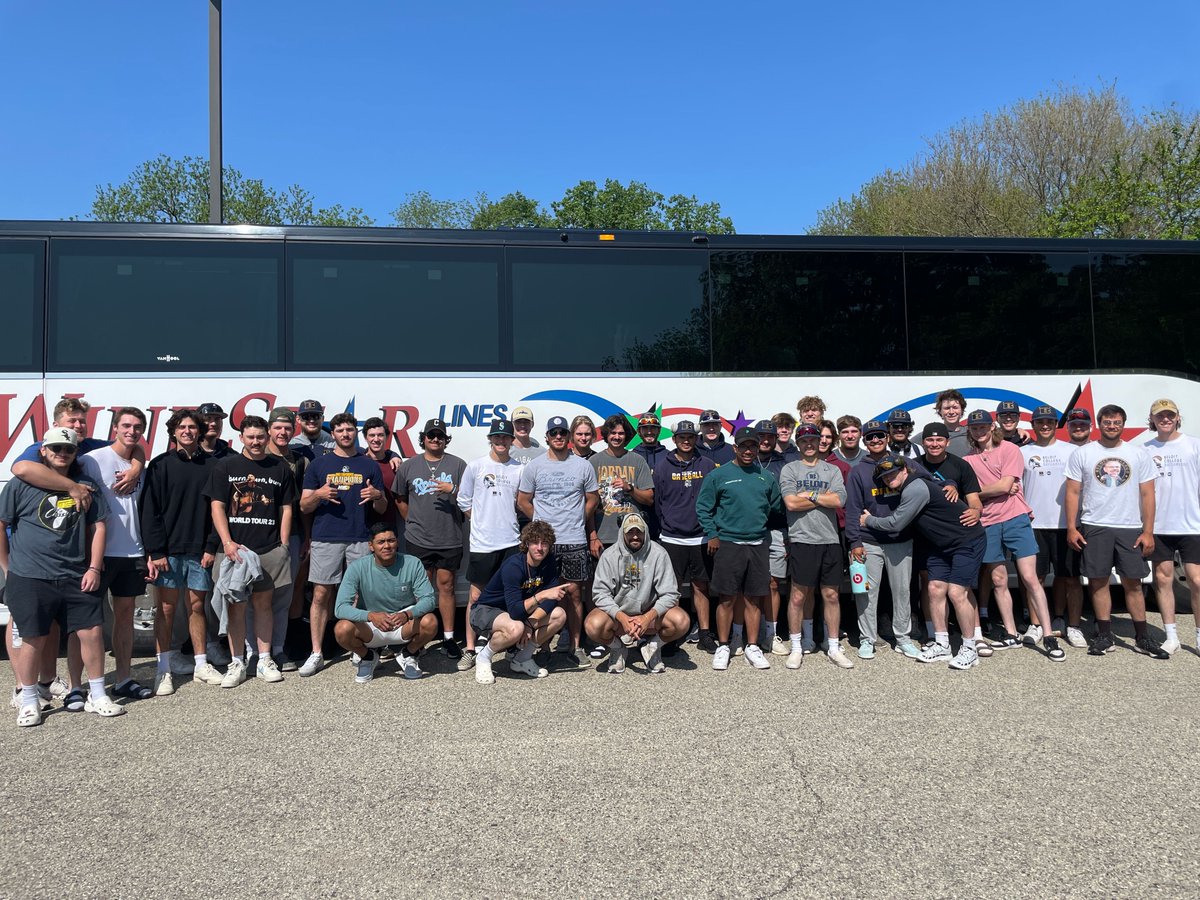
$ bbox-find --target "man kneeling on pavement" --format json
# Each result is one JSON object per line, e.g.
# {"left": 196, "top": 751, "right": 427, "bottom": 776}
{"left": 585, "top": 513, "right": 690, "bottom": 674}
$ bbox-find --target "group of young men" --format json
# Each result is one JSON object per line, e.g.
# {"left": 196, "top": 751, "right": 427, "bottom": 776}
{"left": 3, "top": 390, "right": 1197, "bottom": 726}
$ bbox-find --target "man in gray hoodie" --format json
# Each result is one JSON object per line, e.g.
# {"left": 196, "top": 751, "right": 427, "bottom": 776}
{"left": 585, "top": 514, "right": 689, "bottom": 674}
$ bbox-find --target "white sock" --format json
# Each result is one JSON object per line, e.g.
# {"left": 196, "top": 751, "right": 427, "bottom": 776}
{"left": 230, "top": 652, "right": 243, "bottom": 665}
{"left": 1166, "top": 623, "right": 1178, "bottom": 638}
{"left": 972, "top": 626, "right": 983, "bottom": 640}
{"left": 88, "top": 678, "right": 107, "bottom": 702}
{"left": 157, "top": 651, "right": 172, "bottom": 673}
{"left": 194, "top": 653, "right": 208, "bottom": 669}
{"left": 443, "top": 630, "right": 454, "bottom": 642}
{"left": 478, "top": 644, "right": 494, "bottom": 664}
{"left": 962, "top": 637, "right": 976, "bottom": 650}
{"left": 802, "top": 619, "right": 814, "bottom": 642}
{"left": 827, "top": 636, "right": 839, "bottom": 652}
{"left": 935, "top": 631, "right": 950, "bottom": 648}
{"left": 21, "top": 684, "right": 39, "bottom": 707}
{"left": 790, "top": 632, "right": 803, "bottom": 652}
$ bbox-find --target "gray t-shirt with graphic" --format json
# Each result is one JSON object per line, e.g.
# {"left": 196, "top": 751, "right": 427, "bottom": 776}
{"left": 0, "top": 474, "right": 109, "bottom": 579}
{"left": 394, "top": 454, "right": 468, "bottom": 550}
{"left": 518, "top": 453, "right": 599, "bottom": 546}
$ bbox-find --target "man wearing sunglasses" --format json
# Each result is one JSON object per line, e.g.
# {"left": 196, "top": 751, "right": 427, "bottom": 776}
{"left": 289, "top": 399, "right": 336, "bottom": 458}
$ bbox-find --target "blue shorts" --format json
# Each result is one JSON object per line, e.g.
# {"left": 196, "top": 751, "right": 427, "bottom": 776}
{"left": 153, "top": 554, "right": 213, "bottom": 592}
{"left": 983, "top": 514, "right": 1038, "bottom": 564}
{"left": 925, "top": 537, "right": 985, "bottom": 589}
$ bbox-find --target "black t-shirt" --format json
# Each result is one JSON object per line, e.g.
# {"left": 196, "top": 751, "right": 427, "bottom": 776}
{"left": 203, "top": 453, "right": 297, "bottom": 553}
{"left": 918, "top": 453, "right": 981, "bottom": 496}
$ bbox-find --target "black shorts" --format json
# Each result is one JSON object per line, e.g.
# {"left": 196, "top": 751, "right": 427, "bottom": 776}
{"left": 469, "top": 603, "right": 506, "bottom": 637}
{"left": 466, "top": 547, "right": 519, "bottom": 586}
{"left": 663, "top": 542, "right": 714, "bottom": 585}
{"left": 93, "top": 556, "right": 149, "bottom": 598}
{"left": 1080, "top": 525, "right": 1149, "bottom": 580}
{"left": 554, "top": 543, "right": 590, "bottom": 583}
{"left": 1033, "top": 528, "right": 1082, "bottom": 580}
{"left": 6, "top": 572, "right": 104, "bottom": 639}
{"left": 710, "top": 541, "right": 770, "bottom": 598}
{"left": 407, "top": 543, "right": 464, "bottom": 573}
{"left": 1149, "top": 533, "right": 1200, "bottom": 565}
{"left": 788, "top": 542, "right": 843, "bottom": 589}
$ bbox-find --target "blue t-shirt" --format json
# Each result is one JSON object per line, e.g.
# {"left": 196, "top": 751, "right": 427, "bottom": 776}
{"left": 16, "top": 437, "right": 110, "bottom": 464}
{"left": 476, "top": 551, "right": 560, "bottom": 620}
{"left": 303, "top": 452, "right": 383, "bottom": 543}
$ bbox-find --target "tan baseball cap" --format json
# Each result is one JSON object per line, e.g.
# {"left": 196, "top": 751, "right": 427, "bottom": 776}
{"left": 1150, "top": 398, "right": 1180, "bottom": 416}
{"left": 512, "top": 405, "right": 534, "bottom": 422}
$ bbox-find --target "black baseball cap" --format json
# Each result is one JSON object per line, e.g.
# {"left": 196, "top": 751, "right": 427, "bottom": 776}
{"left": 699, "top": 409, "right": 722, "bottom": 425}
{"left": 1066, "top": 408, "right": 1093, "bottom": 425}
{"left": 1031, "top": 405, "right": 1058, "bottom": 422}
{"left": 197, "top": 402, "right": 226, "bottom": 418}
{"left": 672, "top": 420, "right": 698, "bottom": 437}
{"left": 922, "top": 422, "right": 949, "bottom": 439}
{"left": 488, "top": 419, "right": 515, "bottom": 437}
{"left": 733, "top": 427, "right": 758, "bottom": 445}
{"left": 422, "top": 418, "right": 448, "bottom": 435}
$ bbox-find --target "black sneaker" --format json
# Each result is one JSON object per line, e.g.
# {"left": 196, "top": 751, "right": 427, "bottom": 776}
{"left": 1134, "top": 635, "right": 1171, "bottom": 660}
{"left": 441, "top": 639, "right": 463, "bottom": 661}
{"left": 1043, "top": 636, "right": 1066, "bottom": 662}
{"left": 993, "top": 632, "right": 1022, "bottom": 650}
{"left": 697, "top": 630, "right": 718, "bottom": 654}
{"left": 1088, "top": 633, "right": 1115, "bottom": 656}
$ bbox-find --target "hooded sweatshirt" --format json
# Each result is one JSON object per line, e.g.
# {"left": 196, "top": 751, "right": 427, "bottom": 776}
{"left": 592, "top": 514, "right": 679, "bottom": 618}
{"left": 653, "top": 450, "right": 716, "bottom": 541}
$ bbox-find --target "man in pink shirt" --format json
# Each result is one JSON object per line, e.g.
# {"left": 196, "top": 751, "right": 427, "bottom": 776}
{"left": 963, "top": 410, "right": 1064, "bottom": 661}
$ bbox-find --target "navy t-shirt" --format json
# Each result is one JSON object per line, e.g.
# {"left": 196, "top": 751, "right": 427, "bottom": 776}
{"left": 476, "top": 551, "right": 560, "bottom": 621}
{"left": 303, "top": 452, "right": 383, "bottom": 544}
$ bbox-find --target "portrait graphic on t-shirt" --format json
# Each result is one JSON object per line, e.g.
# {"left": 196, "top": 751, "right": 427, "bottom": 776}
{"left": 1094, "top": 458, "right": 1131, "bottom": 489}
{"left": 232, "top": 474, "right": 268, "bottom": 515}
{"left": 38, "top": 494, "right": 81, "bottom": 532}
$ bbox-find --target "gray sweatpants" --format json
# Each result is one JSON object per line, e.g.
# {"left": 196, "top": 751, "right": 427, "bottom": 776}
{"left": 857, "top": 541, "right": 913, "bottom": 644}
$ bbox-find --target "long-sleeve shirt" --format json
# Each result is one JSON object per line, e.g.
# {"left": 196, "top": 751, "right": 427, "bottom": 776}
{"left": 138, "top": 448, "right": 217, "bottom": 558}
{"left": 844, "top": 454, "right": 927, "bottom": 548}
{"left": 592, "top": 536, "right": 679, "bottom": 618}
{"left": 475, "top": 551, "right": 560, "bottom": 621}
{"left": 865, "top": 474, "right": 985, "bottom": 552}
{"left": 334, "top": 553, "right": 436, "bottom": 622}
{"left": 695, "top": 462, "right": 784, "bottom": 543}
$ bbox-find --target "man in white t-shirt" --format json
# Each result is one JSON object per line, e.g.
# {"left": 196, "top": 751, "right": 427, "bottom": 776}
{"left": 1143, "top": 398, "right": 1200, "bottom": 655}
{"left": 1064, "top": 403, "right": 1168, "bottom": 659}
{"left": 81, "top": 407, "right": 154, "bottom": 700}
{"left": 1021, "top": 405, "right": 1086, "bottom": 649}
{"left": 457, "top": 419, "right": 523, "bottom": 672}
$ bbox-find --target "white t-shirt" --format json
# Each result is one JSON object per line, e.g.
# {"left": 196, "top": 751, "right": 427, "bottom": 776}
{"left": 517, "top": 452, "right": 599, "bottom": 546}
{"left": 458, "top": 455, "right": 522, "bottom": 553}
{"left": 1065, "top": 440, "right": 1155, "bottom": 528}
{"left": 1143, "top": 433, "right": 1200, "bottom": 535}
{"left": 1020, "top": 441, "right": 1075, "bottom": 529}
{"left": 80, "top": 446, "right": 144, "bottom": 557}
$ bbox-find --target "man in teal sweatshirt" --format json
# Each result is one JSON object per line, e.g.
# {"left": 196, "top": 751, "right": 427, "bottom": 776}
{"left": 695, "top": 427, "right": 785, "bottom": 673}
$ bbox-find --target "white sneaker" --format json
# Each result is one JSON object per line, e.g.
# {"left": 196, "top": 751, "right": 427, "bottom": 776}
{"left": 298, "top": 652, "right": 324, "bottom": 677}
{"left": 770, "top": 635, "right": 789, "bottom": 657}
{"left": 193, "top": 662, "right": 225, "bottom": 685}
{"left": 730, "top": 634, "right": 745, "bottom": 657}
{"left": 153, "top": 672, "right": 175, "bottom": 696}
{"left": 256, "top": 656, "right": 284, "bottom": 683}
{"left": 785, "top": 648, "right": 804, "bottom": 670}
{"left": 399, "top": 651, "right": 423, "bottom": 680}
{"left": 744, "top": 644, "right": 771, "bottom": 670}
{"left": 47, "top": 675, "right": 70, "bottom": 701}
{"left": 949, "top": 645, "right": 980, "bottom": 670}
{"left": 1022, "top": 624, "right": 1043, "bottom": 645}
{"left": 640, "top": 639, "right": 665, "bottom": 674}
{"left": 510, "top": 656, "right": 547, "bottom": 679}
{"left": 1065, "top": 627, "right": 1088, "bottom": 649}
{"left": 84, "top": 694, "right": 126, "bottom": 717}
{"left": 918, "top": 642, "right": 953, "bottom": 664}
{"left": 827, "top": 646, "right": 855, "bottom": 669}
{"left": 0, "top": 602, "right": 9, "bottom": 626}
{"left": 355, "top": 650, "right": 379, "bottom": 684}
{"left": 475, "top": 654, "right": 495, "bottom": 685}
{"left": 1162, "top": 634, "right": 1182, "bottom": 655}
{"left": 608, "top": 642, "right": 627, "bottom": 675}
{"left": 221, "top": 658, "right": 247, "bottom": 689}
{"left": 712, "top": 645, "right": 731, "bottom": 671}
{"left": 10, "top": 687, "right": 53, "bottom": 712}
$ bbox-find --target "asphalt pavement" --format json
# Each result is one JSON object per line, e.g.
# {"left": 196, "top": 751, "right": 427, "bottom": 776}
{"left": 3, "top": 614, "right": 1199, "bottom": 899}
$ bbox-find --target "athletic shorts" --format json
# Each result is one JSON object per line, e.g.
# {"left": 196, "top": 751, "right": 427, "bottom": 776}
{"left": 663, "top": 542, "right": 714, "bottom": 585}
{"left": 710, "top": 541, "right": 770, "bottom": 598}
{"left": 466, "top": 546, "right": 519, "bottom": 586}
{"left": 308, "top": 540, "right": 370, "bottom": 585}
{"left": 768, "top": 529, "right": 788, "bottom": 579}
{"left": 1080, "top": 525, "right": 1149, "bottom": 580}
{"left": 788, "top": 542, "right": 842, "bottom": 589}
{"left": 407, "top": 542, "right": 464, "bottom": 573}
{"left": 1033, "top": 528, "right": 1081, "bottom": 579}
{"left": 5, "top": 572, "right": 104, "bottom": 639}
{"left": 213, "top": 544, "right": 293, "bottom": 595}
{"left": 364, "top": 616, "right": 416, "bottom": 648}
{"left": 470, "top": 603, "right": 507, "bottom": 637}
{"left": 983, "top": 513, "right": 1038, "bottom": 564}
{"left": 93, "top": 556, "right": 148, "bottom": 598}
{"left": 925, "top": 538, "right": 985, "bottom": 589}
{"left": 554, "top": 543, "right": 590, "bottom": 583}
{"left": 1150, "top": 533, "right": 1200, "bottom": 566}
{"left": 153, "top": 553, "right": 213, "bottom": 592}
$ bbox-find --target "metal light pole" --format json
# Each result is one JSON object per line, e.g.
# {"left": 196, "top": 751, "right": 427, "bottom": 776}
{"left": 208, "top": 0, "right": 222, "bottom": 224}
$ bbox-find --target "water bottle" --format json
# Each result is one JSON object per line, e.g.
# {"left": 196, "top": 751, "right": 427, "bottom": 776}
{"left": 849, "top": 558, "right": 869, "bottom": 595}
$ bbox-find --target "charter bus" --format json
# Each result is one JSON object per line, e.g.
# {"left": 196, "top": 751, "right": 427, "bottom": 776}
{"left": 2, "top": 220, "right": 1199, "bottom": 480}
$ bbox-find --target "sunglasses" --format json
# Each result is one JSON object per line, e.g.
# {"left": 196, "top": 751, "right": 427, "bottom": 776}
{"left": 548, "top": 429, "right": 569, "bottom": 437}
{"left": 46, "top": 444, "right": 77, "bottom": 454}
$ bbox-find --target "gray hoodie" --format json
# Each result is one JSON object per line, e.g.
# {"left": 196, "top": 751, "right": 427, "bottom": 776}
{"left": 591, "top": 514, "right": 679, "bottom": 619}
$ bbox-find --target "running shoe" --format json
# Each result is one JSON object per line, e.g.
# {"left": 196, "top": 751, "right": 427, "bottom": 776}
{"left": 1134, "top": 636, "right": 1171, "bottom": 660}
{"left": 697, "top": 631, "right": 718, "bottom": 654}
{"left": 894, "top": 639, "right": 922, "bottom": 659}
{"left": 712, "top": 645, "right": 730, "bottom": 671}
{"left": 608, "top": 644, "right": 627, "bottom": 675}
{"left": 221, "top": 658, "right": 247, "bottom": 688}
{"left": 918, "top": 642, "right": 952, "bottom": 664}
{"left": 256, "top": 656, "right": 284, "bottom": 683}
{"left": 1043, "top": 636, "right": 1066, "bottom": 662}
{"left": 1088, "top": 634, "right": 1115, "bottom": 656}
{"left": 785, "top": 648, "right": 804, "bottom": 670}
{"left": 1161, "top": 634, "right": 1181, "bottom": 655}
{"left": 153, "top": 672, "right": 175, "bottom": 696}
{"left": 298, "top": 652, "right": 324, "bottom": 677}
{"left": 1022, "top": 624, "right": 1043, "bottom": 645}
{"left": 355, "top": 650, "right": 379, "bottom": 683}
{"left": 858, "top": 639, "right": 875, "bottom": 660}
{"left": 193, "top": 662, "right": 225, "bottom": 685}
{"left": 827, "top": 645, "right": 855, "bottom": 669}
{"left": 640, "top": 640, "right": 665, "bottom": 674}
{"left": 456, "top": 649, "right": 477, "bottom": 671}
{"left": 948, "top": 645, "right": 979, "bottom": 670}
{"left": 744, "top": 644, "right": 771, "bottom": 670}
{"left": 1066, "top": 627, "right": 1088, "bottom": 649}
{"left": 441, "top": 639, "right": 462, "bottom": 661}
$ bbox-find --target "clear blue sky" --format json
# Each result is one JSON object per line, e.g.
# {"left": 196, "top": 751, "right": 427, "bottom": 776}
{"left": 1, "top": 1, "right": 1196, "bottom": 235}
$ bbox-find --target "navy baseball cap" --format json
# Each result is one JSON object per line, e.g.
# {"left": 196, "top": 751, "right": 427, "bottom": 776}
{"left": 699, "top": 409, "right": 722, "bottom": 425}
{"left": 965, "top": 410, "right": 993, "bottom": 427}
{"left": 546, "top": 415, "right": 570, "bottom": 433}
{"left": 996, "top": 400, "right": 1021, "bottom": 416}
{"left": 754, "top": 419, "right": 775, "bottom": 434}
{"left": 794, "top": 424, "right": 821, "bottom": 440}
{"left": 1066, "top": 408, "right": 1092, "bottom": 425}
{"left": 886, "top": 409, "right": 913, "bottom": 426}
{"left": 1031, "top": 405, "right": 1058, "bottom": 422}
{"left": 872, "top": 453, "right": 907, "bottom": 482}
{"left": 863, "top": 420, "right": 888, "bottom": 437}
{"left": 297, "top": 399, "right": 323, "bottom": 415}
{"left": 488, "top": 419, "right": 515, "bottom": 437}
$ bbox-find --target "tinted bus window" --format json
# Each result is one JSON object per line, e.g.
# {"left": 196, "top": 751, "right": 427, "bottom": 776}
{"left": 49, "top": 239, "right": 282, "bottom": 371}
{"left": 710, "top": 250, "right": 906, "bottom": 371}
{"left": 289, "top": 243, "right": 502, "bottom": 370}
{"left": 510, "top": 248, "right": 709, "bottom": 371}
{"left": 1092, "top": 252, "right": 1200, "bottom": 378}
{"left": 905, "top": 252, "right": 1093, "bottom": 371}
{"left": 0, "top": 240, "right": 45, "bottom": 371}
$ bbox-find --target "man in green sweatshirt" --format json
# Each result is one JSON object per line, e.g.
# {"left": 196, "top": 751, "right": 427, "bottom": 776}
{"left": 695, "top": 427, "right": 785, "bottom": 673}
{"left": 586, "top": 514, "right": 690, "bottom": 674}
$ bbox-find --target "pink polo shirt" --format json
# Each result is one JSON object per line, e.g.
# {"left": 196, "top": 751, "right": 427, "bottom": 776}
{"left": 965, "top": 440, "right": 1031, "bottom": 527}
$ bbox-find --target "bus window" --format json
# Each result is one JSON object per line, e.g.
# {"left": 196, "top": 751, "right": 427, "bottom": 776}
{"left": 0, "top": 240, "right": 44, "bottom": 371}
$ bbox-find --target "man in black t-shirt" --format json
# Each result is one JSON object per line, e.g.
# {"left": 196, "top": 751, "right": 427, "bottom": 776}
{"left": 204, "top": 416, "right": 296, "bottom": 689}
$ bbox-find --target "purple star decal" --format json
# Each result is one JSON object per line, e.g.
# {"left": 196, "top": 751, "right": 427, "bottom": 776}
{"left": 727, "top": 409, "right": 753, "bottom": 433}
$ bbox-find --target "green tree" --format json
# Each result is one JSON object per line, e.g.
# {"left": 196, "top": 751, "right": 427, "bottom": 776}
{"left": 390, "top": 190, "right": 478, "bottom": 229}
{"left": 91, "top": 154, "right": 374, "bottom": 226}
{"left": 551, "top": 179, "right": 734, "bottom": 232}
{"left": 470, "top": 191, "right": 553, "bottom": 229}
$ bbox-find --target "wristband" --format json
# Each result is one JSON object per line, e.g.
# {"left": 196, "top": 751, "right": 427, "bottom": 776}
{"left": 87, "top": 566, "right": 101, "bottom": 573}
